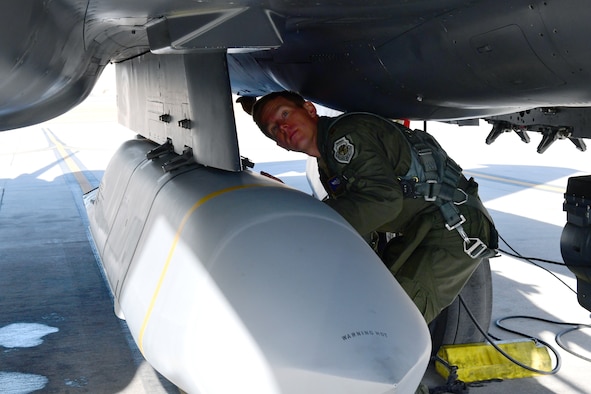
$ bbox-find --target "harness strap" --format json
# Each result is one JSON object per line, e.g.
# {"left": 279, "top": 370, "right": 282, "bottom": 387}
{"left": 325, "top": 112, "right": 497, "bottom": 258}
{"left": 415, "top": 180, "right": 464, "bottom": 203}
{"left": 419, "top": 173, "right": 497, "bottom": 258}
{"left": 407, "top": 137, "right": 497, "bottom": 259}
{"left": 415, "top": 142, "right": 439, "bottom": 181}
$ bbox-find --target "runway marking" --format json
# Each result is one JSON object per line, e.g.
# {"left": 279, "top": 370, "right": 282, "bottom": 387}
{"left": 464, "top": 170, "right": 566, "bottom": 194}
{"left": 138, "top": 183, "right": 266, "bottom": 353}
{"left": 44, "top": 129, "right": 94, "bottom": 194}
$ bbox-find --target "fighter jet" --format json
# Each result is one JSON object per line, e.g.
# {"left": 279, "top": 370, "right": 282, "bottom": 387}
{"left": 2, "top": 1, "right": 591, "bottom": 392}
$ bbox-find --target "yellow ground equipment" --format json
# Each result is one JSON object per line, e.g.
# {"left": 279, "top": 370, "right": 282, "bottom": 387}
{"left": 435, "top": 339, "right": 552, "bottom": 383}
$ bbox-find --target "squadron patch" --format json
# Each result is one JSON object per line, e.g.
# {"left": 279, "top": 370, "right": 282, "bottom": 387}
{"left": 333, "top": 136, "right": 355, "bottom": 164}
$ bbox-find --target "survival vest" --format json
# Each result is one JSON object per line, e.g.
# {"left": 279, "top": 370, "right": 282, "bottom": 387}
{"left": 329, "top": 113, "right": 498, "bottom": 259}
{"left": 399, "top": 124, "right": 498, "bottom": 259}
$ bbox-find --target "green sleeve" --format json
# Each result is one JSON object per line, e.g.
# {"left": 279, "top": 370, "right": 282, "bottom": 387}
{"left": 323, "top": 118, "right": 409, "bottom": 237}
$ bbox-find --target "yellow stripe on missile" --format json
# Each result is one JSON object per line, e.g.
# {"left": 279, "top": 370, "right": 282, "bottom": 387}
{"left": 138, "top": 183, "right": 264, "bottom": 353}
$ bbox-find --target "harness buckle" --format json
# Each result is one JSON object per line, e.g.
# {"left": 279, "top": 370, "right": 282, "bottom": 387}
{"left": 417, "top": 147, "right": 433, "bottom": 157}
{"left": 454, "top": 188, "right": 468, "bottom": 205}
{"left": 424, "top": 180, "right": 438, "bottom": 201}
{"left": 464, "top": 237, "right": 488, "bottom": 259}
{"left": 445, "top": 213, "right": 466, "bottom": 231}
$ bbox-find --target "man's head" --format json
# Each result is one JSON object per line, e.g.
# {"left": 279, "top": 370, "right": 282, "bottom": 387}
{"left": 251, "top": 91, "right": 320, "bottom": 157}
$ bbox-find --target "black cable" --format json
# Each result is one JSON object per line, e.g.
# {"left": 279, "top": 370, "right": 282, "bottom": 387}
{"left": 458, "top": 295, "right": 562, "bottom": 375}
{"left": 497, "top": 315, "right": 591, "bottom": 363}
{"left": 456, "top": 231, "right": 591, "bottom": 368}
{"left": 499, "top": 249, "right": 566, "bottom": 266}
{"left": 498, "top": 233, "right": 577, "bottom": 295}
{"left": 490, "top": 234, "right": 591, "bottom": 363}
{"left": 555, "top": 325, "right": 591, "bottom": 362}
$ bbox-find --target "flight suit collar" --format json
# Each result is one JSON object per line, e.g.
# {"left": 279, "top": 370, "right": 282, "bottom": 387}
{"left": 316, "top": 116, "right": 333, "bottom": 156}
{"left": 315, "top": 116, "right": 348, "bottom": 198}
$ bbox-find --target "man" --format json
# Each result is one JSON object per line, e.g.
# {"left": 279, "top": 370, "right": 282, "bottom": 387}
{"left": 249, "top": 91, "right": 497, "bottom": 325}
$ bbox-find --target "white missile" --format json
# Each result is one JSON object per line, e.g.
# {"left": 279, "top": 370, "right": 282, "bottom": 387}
{"left": 85, "top": 138, "right": 431, "bottom": 393}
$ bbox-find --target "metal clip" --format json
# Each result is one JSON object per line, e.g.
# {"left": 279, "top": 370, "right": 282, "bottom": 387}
{"left": 445, "top": 213, "right": 466, "bottom": 231}
{"left": 417, "top": 147, "right": 433, "bottom": 157}
{"left": 464, "top": 237, "right": 488, "bottom": 259}
{"left": 424, "top": 180, "right": 438, "bottom": 201}
{"left": 454, "top": 188, "right": 468, "bottom": 205}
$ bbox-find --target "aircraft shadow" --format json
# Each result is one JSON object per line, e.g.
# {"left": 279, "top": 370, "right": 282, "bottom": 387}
{"left": 0, "top": 167, "right": 177, "bottom": 393}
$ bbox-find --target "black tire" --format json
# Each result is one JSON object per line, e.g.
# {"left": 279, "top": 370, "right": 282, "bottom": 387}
{"left": 429, "top": 258, "right": 493, "bottom": 354}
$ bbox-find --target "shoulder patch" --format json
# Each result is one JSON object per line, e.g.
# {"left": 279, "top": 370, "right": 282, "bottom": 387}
{"left": 333, "top": 136, "right": 355, "bottom": 164}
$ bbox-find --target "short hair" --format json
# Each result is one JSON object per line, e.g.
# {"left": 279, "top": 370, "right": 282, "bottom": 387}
{"left": 252, "top": 91, "right": 306, "bottom": 137}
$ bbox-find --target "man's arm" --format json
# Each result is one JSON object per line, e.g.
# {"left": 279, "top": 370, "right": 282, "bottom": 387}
{"left": 323, "top": 120, "right": 408, "bottom": 237}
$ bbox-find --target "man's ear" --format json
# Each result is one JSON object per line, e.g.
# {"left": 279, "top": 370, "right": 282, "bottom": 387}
{"left": 303, "top": 101, "right": 317, "bottom": 117}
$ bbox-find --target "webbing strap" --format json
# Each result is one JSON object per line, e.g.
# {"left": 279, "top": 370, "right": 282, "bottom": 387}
{"left": 439, "top": 198, "right": 496, "bottom": 259}
{"left": 327, "top": 113, "right": 496, "bottom": 258}
{"left": 411, "top": 153, "right": 496, "bottom": 258}
{"left": 415, "top": 181, "right": 465, "bottom": 203}
{"left": 415, "top": 143, "right": 438, "bottom": 181}
{"left": 440, "top": 202, "right": 466, "bottom": 231}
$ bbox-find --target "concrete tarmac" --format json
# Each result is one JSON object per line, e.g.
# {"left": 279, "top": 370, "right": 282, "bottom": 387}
{"left": 0, "top": 97, "right": 178, "bottom": 392}
{"left": 1, "top": 71, "right": 590, "bottom": 393}
{"left": 418, "top": 124, "right": 591, "bottom": 394}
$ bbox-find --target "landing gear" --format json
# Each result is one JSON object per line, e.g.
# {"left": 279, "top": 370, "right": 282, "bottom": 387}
{"left": 429, "top": 258, "right": 493, "bottom": 353}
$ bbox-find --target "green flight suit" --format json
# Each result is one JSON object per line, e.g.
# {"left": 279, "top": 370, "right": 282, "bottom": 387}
{"left": 315, "top": 114, "right": 496, "bottom": 324}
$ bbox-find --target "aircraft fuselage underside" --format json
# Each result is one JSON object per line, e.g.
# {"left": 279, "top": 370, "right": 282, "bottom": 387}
{"left": 5, "top": 1, "right": 591, "bottom": 391}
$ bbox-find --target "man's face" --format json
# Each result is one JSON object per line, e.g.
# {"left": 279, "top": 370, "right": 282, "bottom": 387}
{"left": 258, "top": 96, "right": 319, "bottom": 156}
